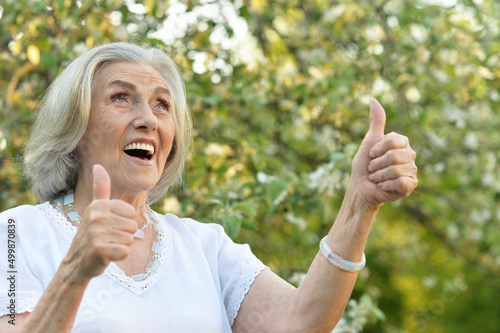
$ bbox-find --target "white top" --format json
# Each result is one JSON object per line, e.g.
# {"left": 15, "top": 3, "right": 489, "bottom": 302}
{"left": 0, "top": 203, "right": 267, "bottom": 332}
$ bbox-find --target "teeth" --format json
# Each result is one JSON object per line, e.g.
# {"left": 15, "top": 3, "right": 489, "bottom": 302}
{"left": 124, "top": 143, "right": 154, "bottom": 155}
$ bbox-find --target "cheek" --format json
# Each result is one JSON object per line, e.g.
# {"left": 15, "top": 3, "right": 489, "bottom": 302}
{"left": 100, "top": 115, "right": 118, "bottom": 134}
{"left": 78, "top": 117, "right": 120, "bottom": 158}
{"left": 78, "top": 128, "right": 104, "bottom": 158}
{"left": 87, "top": 105, "right": 121, "bottom": 135}
{"left": 162, "top": 119, "right": 176, "bottom": 145}
{"left": 158, "top": 122, "right": 176, "bottom": 163}
{"left": 90, "top": 111, "right": 119, "bottom": 136}
{"left": 169, "top": 118, "right": 176, "bottom": 140}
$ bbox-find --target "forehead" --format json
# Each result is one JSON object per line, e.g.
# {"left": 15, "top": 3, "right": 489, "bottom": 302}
{"left": 95, "top": 61, "right": 169, "bottom": 90}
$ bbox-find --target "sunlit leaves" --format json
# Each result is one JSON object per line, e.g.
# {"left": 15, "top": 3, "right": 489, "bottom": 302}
{"left": 26, "top": 45, "right": 40, "bottom": 66}
{"left": 2, "top": 0, "right": 500, "bottom": 331}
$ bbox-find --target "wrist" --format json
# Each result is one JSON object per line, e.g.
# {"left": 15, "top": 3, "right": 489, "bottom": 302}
{"left": 326, "top": 182, "right": 381, "bottom": 261}
{"left": 60, "top": 256, "right": 92, "bottom": 287}
{"left": 344, "top": 179, "right": 383, "bottom": 214}
{"left": 320, "top": 236, "right": 366, "bottom": 272}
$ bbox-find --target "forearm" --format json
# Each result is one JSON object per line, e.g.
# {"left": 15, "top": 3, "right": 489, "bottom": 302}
{"left": 284, "top": 184, "right": 380, "bottom": 332}
{"left": 326, "top": 183, "right": 380, "bottom": 262}
{"left": 18, "top": 258, "right": 90, "bottom": 333}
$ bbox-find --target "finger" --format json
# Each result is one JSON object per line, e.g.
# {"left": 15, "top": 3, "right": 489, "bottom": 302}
{"left": 368, "top": 148, "right": 416, "bottom": 172}
{"left": 365, "top": 98, "right": 386, "bottom": 140}
{"left": 87, "top": 226, "right": 135, "bottom": 245}
{"left": 105, "top": 229, "right": 135, "bottom": 246}
{"left": 100, "top": 243, "right": 131, "bottom": 262}
{"left": 377, "top": 177, "right": 418, "bottom": 197}
{"left": 109, "top": 216, "right": 138, "bottom": 234}
{"left": 370, "top": 132, "right": 410, "bottom": 159}
{"left": 108, "top": 199, "right": 136, "bottom": 219}
{"left": 88, "top": 214, "right": 138, "bottom": 234}
{"left": 93, "top": 164, "right": 111, "bottom": 200}
{"left": 368, "top": 163, "right": 418, "bottom": 183}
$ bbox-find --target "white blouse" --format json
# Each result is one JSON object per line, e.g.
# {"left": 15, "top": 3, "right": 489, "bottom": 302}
{"left": 0, "top": 203, "right": 267, "bottom": 332}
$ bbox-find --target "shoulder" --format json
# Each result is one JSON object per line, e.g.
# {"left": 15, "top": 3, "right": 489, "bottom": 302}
{"left": 159, "top": 212, "right": 229, "bottom": 242}
{"left": 0, "top": 203, "right": 57, "bottom": 241}
{"left": 0, "top": 204, "right": 48, "bottom": 224}
{"left": 157, "top": 212, "right": 251, "bottom": 262}
{"left": 1, "top": 204, "right": 43, "bottom": 215}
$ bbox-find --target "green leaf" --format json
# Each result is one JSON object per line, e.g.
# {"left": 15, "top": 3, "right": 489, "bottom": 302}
{"left": 330, "top": 151, "right": 344, "bottom": 162}
{"left": 208, "top": 198, "right": 223, "bottom": 206}
{"left": 371, "top": 307, "right": 386, "bottom": 321}
{"left": 266, "top": 179, "right": 287, "bottom": 203}
{"left": 233, "top": 202, "right": 257, "bottom": 216}
{"left": 223, "top": 216, "right": 242, "bottom": 239}
{"left": 241, "top": 218, "right": 258, "bottom": 231}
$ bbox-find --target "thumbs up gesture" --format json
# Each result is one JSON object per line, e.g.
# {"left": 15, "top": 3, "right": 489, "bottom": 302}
{"left": 65, "top": 165, "right": 138, "bottom": 280}
{"left": 350, "top": 99, "right": 418, "bottom": 208}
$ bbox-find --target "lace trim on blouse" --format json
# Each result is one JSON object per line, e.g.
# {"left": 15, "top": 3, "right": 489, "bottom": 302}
{"left": 226, "top": 260, "right": 267, "bottom": 326}
{"left": 0, "top": 297, "right": 38, "bottom": 316}
{"left": 36, "top": 202, "right": 172, "bottom": 296}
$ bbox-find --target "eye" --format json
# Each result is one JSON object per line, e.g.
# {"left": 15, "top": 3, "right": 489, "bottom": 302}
{"left": 111, "top": 93, "right": 128, "bottom": 103}
{"left": 155, "top": 98, "right": 171, "bottom": 112}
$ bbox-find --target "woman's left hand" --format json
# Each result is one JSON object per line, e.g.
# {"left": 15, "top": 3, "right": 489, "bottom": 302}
{"left": 233, "top": 99, "right": 418, "bottom": 333}
{"left": 349, "top": 98, "right": 418, "bottom": 209}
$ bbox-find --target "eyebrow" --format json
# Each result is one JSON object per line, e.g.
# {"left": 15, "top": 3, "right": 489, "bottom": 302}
{"left": 108, "top": 80, "right": 136, "bottom": 91}
{"left": 154, "top": 86, "right": 171, "bottom": 96}
{"left": 108, "top": 80, "right": 171, "bottom": 96}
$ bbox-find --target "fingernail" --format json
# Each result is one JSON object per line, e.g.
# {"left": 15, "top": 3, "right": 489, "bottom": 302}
{"left": 368, "top": 174, "right": 375, "bottom": 181}
{"left": 367, "top": 164, "right": 375, "bottom": 172}
{"left": 369, "top": 150, "right": 376, "bottom": 158}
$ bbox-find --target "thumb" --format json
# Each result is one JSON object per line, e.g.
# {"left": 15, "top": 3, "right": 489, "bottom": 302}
{"left": 366, "top": 98, "right": 386, "bottom": 138}
{"left": 92, "top": 164, "right": 111, "bottom": 200}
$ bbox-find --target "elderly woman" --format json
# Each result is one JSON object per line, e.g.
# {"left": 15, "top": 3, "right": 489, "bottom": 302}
{"left": 0, "top": 42, "right": 417, "bottom": 332}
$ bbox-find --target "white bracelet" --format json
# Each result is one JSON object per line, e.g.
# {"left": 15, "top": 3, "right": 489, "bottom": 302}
{"left": 319, "top": 236, "right": 366, "bottom": 272}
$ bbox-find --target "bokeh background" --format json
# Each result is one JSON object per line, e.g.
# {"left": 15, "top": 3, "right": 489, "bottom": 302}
{"left": 1, "top": 0, "right": 499, "bottom": 332}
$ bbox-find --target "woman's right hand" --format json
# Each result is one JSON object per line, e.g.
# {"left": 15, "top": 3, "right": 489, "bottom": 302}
{"left": 63, "top": 164, "right": 137, "bottom": 282}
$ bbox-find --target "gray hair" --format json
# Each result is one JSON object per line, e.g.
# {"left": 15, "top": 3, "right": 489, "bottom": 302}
{"left": 23, "top": 42, "right": 192, "bottom": 204}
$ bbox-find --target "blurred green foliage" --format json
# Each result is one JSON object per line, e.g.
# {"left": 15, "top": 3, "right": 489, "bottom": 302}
{"left": 1, "top": 0, "right": 500, "bottom": 331}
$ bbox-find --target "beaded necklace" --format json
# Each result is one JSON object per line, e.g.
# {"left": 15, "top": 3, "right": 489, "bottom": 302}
{"left": 53, "top": 192, "right": 164, "bottom": 281}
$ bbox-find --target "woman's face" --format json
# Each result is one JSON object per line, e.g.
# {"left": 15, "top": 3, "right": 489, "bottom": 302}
{"left": 78, "top": 61, "right": 175, "bottom": 196}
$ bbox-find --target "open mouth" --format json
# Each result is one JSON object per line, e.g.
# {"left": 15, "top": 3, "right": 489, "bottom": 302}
{"left": 123, "top": 143, "right": 155, "bottom": 161}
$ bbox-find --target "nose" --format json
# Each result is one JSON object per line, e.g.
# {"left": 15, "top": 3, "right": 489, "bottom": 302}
{"left": 132, "top": 102, "right": 158, "bottom": 131}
